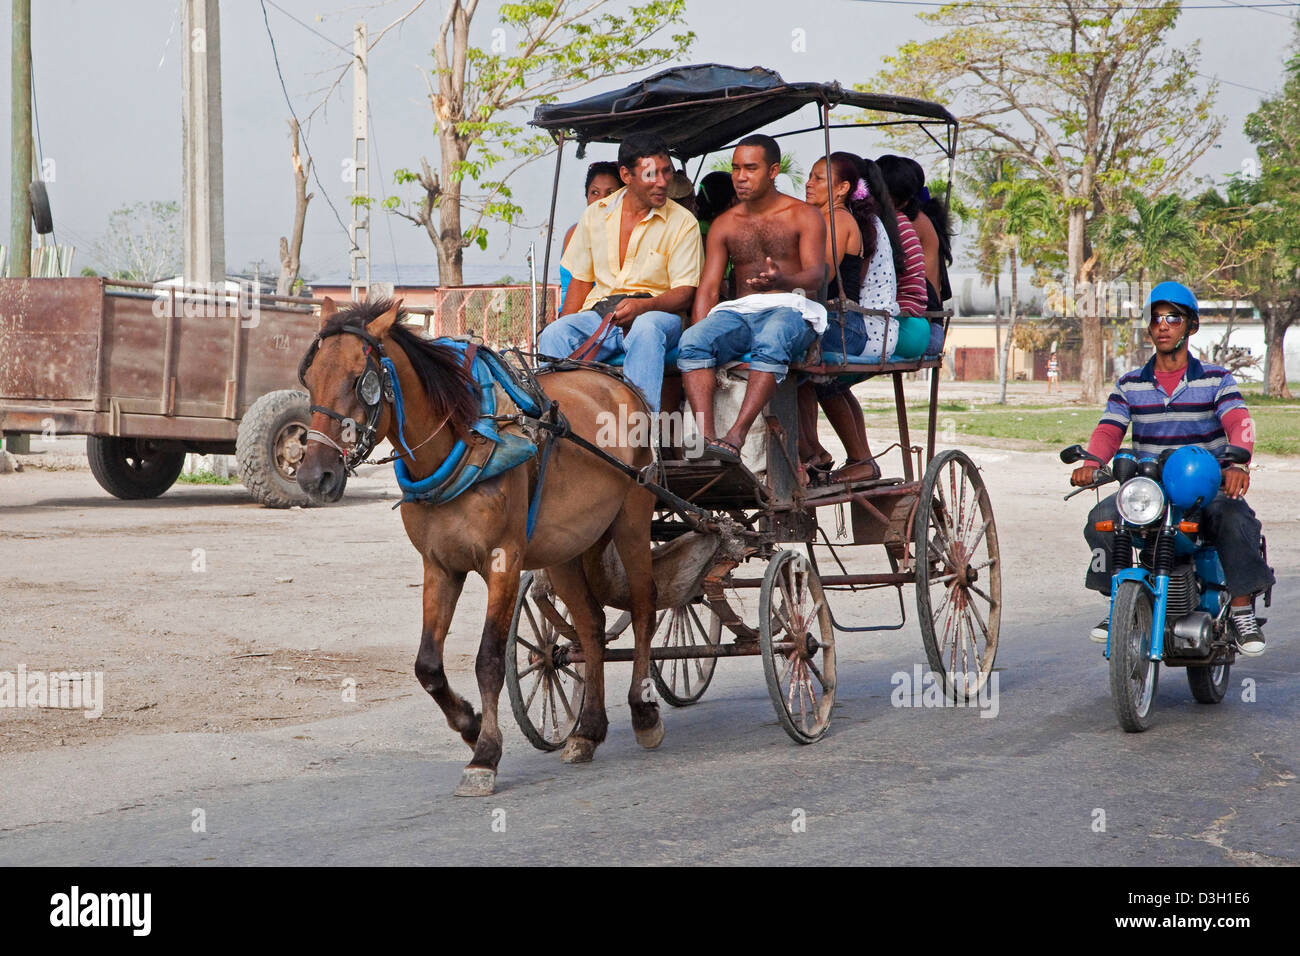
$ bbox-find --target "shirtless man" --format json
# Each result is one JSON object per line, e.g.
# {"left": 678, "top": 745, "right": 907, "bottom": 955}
{"left": 677, "top": 134, "right": 828, "bottom": 462}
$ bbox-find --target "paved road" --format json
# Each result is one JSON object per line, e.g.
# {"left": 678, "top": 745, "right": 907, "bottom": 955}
{"left": 2, "top": 445, "right": 1297, "bottom": 865}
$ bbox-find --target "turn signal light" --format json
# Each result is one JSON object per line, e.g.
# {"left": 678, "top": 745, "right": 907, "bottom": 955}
{"left": 1179, "top": 521, "right": 1199, "bottom": 533}
{"left": 1094, "top": 520, "right": 1114, "bottom": 532}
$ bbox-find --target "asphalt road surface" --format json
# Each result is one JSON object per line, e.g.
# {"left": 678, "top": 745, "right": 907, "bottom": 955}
{"left": 1, "top": 439, "right": 1297, "bottom": 866}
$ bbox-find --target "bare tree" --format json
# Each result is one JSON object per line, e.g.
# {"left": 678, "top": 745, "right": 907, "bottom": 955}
{"left": 277, "top": 119, "right": 313, "bottom": 296}
{"left": 90, "top": 200, "right": 182, "bottom": 281}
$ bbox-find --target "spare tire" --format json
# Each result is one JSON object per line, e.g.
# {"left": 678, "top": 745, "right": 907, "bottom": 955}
{"left": 29, "top": 181, "right": 53, "bottom": 235}
{"left": 237, "top": 389, "right": 339, "bottom": 508}
{"left": 87, "top": 436, "right": 185, "bottom": 499}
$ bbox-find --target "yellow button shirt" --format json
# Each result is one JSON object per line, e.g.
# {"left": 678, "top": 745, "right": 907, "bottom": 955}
{"left": 560, "top": 187, "right": 703, "bottom": 312}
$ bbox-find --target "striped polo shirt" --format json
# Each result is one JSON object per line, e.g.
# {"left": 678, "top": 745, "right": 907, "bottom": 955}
{"left": 1099, "top": 356, "right": 1247, "bottom": 457}
{"left": 894, "top": 212, "right": 928, "bottom": 316}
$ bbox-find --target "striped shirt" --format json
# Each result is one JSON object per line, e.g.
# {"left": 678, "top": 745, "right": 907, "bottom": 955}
{"left": 1097, "top": 356, "right": 1248, "bottom": 457}
{"left": 894, "top": 212, "right": 927, "bottom": 316}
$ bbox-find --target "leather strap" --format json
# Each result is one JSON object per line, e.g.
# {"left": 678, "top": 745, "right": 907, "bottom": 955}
{"left": 569, "top": 313, "right": 616, "bottom": 362}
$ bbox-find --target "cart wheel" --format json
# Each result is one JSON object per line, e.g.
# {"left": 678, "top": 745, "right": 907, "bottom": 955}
{"left": 86, "top": 436, "right": 185, "bottom": 499}
{"left": 650, "top": 602, "right": 722, "bottom": 707}
{"left": 760, "top": 550, "right": 836, "bottom": 744}
{"left": 914, "top": 450, "right": 1001, "bottom": 700}
{"left": 505, "top": 572, "right": 586, "bottom": 752}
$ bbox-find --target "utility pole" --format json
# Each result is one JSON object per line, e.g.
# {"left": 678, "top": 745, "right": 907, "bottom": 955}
{"left": 10, "top": 0, "right": 31, "bottom": 279}
{"left": 182, "top": 0, "right": 225, "bottom": 287}
{"left": 349, "top": 21, "right": 369, "bottom": 303}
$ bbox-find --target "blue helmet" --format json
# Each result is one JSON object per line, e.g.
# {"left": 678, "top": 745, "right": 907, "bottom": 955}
{"left": 1146, "top": 281, "right": 1200, "bottom": 336}
{"left": 1163, "top": 445, "right": 1220, "bottom": 509}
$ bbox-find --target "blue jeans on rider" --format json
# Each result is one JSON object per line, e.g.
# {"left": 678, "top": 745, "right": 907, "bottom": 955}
{"left": 676, "top": 306, "right": 816, "bottom": 383}
{"left": 1083, "top": 492, "right": 1275, "bottom": 597}
{"left": 538, "top": 308, "right": 682, "bottom": 414}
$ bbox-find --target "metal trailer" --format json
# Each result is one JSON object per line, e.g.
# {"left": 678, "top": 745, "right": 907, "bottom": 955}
{"left": 501, "top": 65, "right": 1002, "bottom": 746}
{"left": 0, "top": 276, "right": 336, "bottom": 505}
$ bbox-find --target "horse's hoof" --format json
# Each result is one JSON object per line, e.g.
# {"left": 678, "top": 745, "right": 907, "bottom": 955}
{"left": 560, "top": 737, "right": 596, "bottom": 764}
{"left": 453, "top": 766, "right": 497, "bottom": 797}
{"left": 635, "top": 718, "right": 665, "bottom": 750}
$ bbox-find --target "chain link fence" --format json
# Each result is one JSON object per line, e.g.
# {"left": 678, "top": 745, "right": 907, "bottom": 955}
{"left": 403, "top": 285, "right": 559, "bottom": 349}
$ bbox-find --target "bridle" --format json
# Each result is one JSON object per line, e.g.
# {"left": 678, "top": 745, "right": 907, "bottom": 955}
{"left": 298, "top": 323, "right": 428, "bottom": 475}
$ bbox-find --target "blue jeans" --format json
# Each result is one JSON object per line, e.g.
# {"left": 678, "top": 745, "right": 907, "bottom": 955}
{"left": 923, "top": 321, "right": 945, "bottom": 360}
{"left": 676, "top": 306, "right": 816, "bottom": 383}
{"left": 538, "top": 308, "right": 682, "bottom": 413}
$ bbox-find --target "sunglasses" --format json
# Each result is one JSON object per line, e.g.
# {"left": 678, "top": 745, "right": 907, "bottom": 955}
{"left": 1149, "top": 312, "right": 1186, "bottom": 327}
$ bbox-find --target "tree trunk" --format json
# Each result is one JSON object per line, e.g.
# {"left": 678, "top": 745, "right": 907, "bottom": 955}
{"left": 993, "top": 271, "right": 1003, "bottom": 380}
{"left": 998, "top": 247, "right": 1018, "bottom": 404}
{"left": 276, "top": 119, "right": 311, "bottom": 297}
{"left": 1263, "top": 305, "right": 1295, "bottom": 398}
{"left": 1080, "top": 315, "right": 1104, "bottom": 403}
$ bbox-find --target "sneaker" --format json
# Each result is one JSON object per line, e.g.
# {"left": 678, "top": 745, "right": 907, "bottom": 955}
{"left": 1090, "top": 617, "right": 1110, "bottom": 643}
{"left": 1230, "top": 607, "right": 1266, "bottom": 657}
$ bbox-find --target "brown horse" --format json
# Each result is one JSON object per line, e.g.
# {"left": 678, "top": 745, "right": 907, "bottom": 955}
{"left": 296, "top": 298, "right": 661, "bottom": 796}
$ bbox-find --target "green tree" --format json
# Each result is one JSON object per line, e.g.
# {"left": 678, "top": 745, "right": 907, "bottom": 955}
{"left": 384, "top": 0, "right": 694, "bottom": 286}
{"left": 708, "top": 152, "right": 805, "bottom": 188}
{"left": 866, "top": 0, "right": 1221, "bottom": 403}
{"left": 988, "top": 177, "right": 1055, "bottom": 403}
{"left": 1098, "top": 190, "right": 1197, "bottom": 290}
{"left": 1244, "top": 20, "right": 1300, "bottom": 398}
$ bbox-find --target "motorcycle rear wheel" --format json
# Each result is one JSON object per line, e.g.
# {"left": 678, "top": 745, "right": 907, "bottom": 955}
{"left": 1187, "top": 662, "right": 1230, "bottom": 704}
{"left": 1109, "top": 580, "right": 1159, "bottom": 732}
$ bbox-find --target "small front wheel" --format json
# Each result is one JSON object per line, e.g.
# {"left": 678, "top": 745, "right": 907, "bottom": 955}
{"left": 760, "top": 550, "right": 836, "bottom": 744}
{"left": 1109, "top": 580, "right": 1159, "bottom": 732}
{"left": 505, "top": 572, "right": 585, "bottom": 751}
{"left": 1187, "top": 662, "right": 1230, "bottom": 704}
{"left": 650, "top": 602, "right": 721, "bottom": 707}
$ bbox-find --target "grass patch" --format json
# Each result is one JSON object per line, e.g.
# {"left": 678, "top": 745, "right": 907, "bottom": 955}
{"left": 864, "top": 401, "right": 1300, "bottom": 455}
{"left": 177, "top": 470, "right": 238, "bottom": 485}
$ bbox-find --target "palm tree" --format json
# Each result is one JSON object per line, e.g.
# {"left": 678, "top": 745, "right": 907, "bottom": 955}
{"left": 990, "top": 177, "right": 1055, "bottom": 403}
{"left": 708, "top": 152, "right": 805, "bottom": 188}
{"left": 956, "top": 151, "right": 1016, "bottom": 368}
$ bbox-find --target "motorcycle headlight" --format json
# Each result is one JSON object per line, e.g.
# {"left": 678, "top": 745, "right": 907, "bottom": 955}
{"left": 1117, "top": 477, "right": 1165, "bottom": 526}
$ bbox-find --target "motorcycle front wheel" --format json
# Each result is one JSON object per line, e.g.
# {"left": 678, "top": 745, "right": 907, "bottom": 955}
{"left": 1109, "top": 580, "right": 1159, "bottom": 732}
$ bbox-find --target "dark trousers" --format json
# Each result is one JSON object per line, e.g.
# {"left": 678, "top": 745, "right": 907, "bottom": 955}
{"left": 1083, "top": 492, "right": 1275, "bottom": 598}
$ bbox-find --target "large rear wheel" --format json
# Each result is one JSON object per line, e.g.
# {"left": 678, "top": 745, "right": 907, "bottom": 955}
{"left": 86, "top": 436, "right": 185, "bottom": 499}
{"left": 914, "top": 450, "right": 1001, "bottom": 700}
{"left": 1109, "top": 580, "right": 1159, "bottom": 732}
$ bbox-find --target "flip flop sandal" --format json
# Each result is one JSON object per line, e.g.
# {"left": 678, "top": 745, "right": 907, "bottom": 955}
{"left": 805, "top": 453, "right": 834, "bottom": 483}
{"left": 702, "top": 437, "right": 742, "bottom": 464}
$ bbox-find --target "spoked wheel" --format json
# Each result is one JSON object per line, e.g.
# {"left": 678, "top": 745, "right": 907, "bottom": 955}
{"left": 650, "top": 602, "right": 722, "bottom": 707}
{"left": 1109, "top": 580, "right": 1159, "bottom": 732}
{"left": 914, "top": 450, "right": 1001, "bottom": 700}
{"left": 1187, "top": 661, "right": 1230, "bottom": 704}
{"left": 759, "top": 550, "right": 836, "bottom": 744}
{"left": 505, "top": 572, "right": 586, "bottom": 751}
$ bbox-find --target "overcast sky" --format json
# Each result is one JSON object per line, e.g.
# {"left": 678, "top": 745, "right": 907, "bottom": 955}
{"left": 0, "top": 0, "right": 1292, "bottom": 283}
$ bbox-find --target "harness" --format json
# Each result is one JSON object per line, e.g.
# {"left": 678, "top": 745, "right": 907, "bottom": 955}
{"left": 299, "top": 325, "right": 713, "bottom": 537}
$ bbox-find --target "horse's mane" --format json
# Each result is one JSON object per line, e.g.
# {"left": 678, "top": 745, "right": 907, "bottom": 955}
{"left": 322, "top": 299, "right": 480, "bottom": 437}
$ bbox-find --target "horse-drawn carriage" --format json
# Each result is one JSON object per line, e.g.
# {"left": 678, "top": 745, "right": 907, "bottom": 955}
{"left": 502, "top": 65, "right": 1002, "bottom": 748}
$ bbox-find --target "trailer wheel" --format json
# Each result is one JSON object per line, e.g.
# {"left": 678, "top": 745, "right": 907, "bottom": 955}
{"left": 237, "top": 389, "right": 333, "bottom": 508}
{"left": 86, "top": 436, "right": 185, "bottom": 499}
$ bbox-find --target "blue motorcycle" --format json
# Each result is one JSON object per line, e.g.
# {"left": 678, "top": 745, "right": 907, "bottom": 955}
{"left": 1060, "top": 442, "right": 1270, "bottom": 732}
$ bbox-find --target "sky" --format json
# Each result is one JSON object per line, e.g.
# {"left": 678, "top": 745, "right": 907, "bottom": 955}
{"left": 0, "top": 0, "right": 1293, "bottom": 285}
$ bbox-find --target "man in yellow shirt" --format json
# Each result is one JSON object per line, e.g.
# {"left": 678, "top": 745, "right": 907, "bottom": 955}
{"left": 538, "top": 133, "right": 703, "bottom": 413}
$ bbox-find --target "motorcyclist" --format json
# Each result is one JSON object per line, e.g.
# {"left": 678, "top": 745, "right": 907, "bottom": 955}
{"left": 1070, "top": 281, "right": 1273, "bottom": 656}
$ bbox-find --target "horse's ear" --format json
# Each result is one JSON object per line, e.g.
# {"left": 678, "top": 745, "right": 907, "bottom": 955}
{"left": 366, "top": 298, "right": 403, "bottom": 339}
{"left": 319, "top": 296, "right": 337, "bottom": 328}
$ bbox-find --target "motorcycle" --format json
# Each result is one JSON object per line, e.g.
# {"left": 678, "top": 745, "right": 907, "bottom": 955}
{"left": 1059, "top": 442, "right": 1270, "bottom": 732}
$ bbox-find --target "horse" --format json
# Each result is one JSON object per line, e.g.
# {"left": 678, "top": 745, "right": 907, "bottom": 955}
{"left": 295, "top": 297, "right": 661, "bottom": 796}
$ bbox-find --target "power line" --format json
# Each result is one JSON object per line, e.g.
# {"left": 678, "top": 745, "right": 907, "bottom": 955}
{"left": 368, "top": 113, "right": 402, "bottom": 286}
{"left": 1197, "top": 71, "right": 1275, "bottom": 94}
{"left": 263, "top": 0, "right": 351, "bottom": 52}
{"left": 1217, "top": 0, "right": 1300, "bottom": 16}
{"left": 258, "top": 0, "right": 355, "bottom": 253}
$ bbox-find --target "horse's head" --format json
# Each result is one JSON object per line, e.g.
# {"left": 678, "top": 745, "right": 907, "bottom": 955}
{"left": 296, "top": 296, "right": 479, "bottom": 502}
{"left": 296, "top": 296, "right": 405, "bottom": 502}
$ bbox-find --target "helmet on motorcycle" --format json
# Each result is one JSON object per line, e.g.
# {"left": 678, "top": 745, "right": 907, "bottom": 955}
{"left": 1162, "top": 445, "right": 1220, "bottom": 509}
{"left": 1145, "top": 281, "right": 1200, "bottom": 337}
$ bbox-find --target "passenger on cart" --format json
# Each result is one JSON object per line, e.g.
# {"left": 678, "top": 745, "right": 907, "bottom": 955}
{"left": 538, "top": 132, "right": 703, "bottom": 414}
{"left": 677, "top": 134, "right": 827, "bottom": 463}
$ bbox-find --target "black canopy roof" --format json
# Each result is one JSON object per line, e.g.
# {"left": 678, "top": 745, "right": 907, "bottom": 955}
{"left": 530, "top": 64, "right": 956, "bottom": 159}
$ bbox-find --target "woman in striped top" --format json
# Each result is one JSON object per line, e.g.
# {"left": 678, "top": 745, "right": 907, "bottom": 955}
{"left": 878, "top": 155, "right": 942, "bottom": 359}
